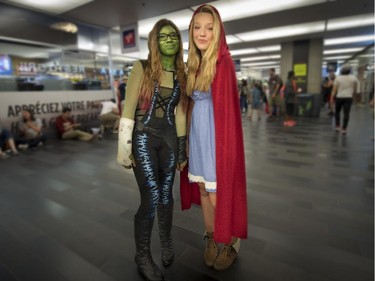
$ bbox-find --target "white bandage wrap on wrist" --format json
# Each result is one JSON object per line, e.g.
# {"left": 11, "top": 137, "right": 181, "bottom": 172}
{"left": 117, "top": 118, "right": 135, "bottom": 167}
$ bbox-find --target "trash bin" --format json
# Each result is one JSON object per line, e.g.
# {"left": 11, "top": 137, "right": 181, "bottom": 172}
{"left": 295, "top": 94, "right": 313, "bottom": 117}
{"left": 311, "top": 93, "right": 321, "bottom": 117}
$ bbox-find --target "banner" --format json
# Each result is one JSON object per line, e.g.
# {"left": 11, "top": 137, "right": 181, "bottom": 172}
{"left": 0, "top": 90, "right": 112, "bottom": 133}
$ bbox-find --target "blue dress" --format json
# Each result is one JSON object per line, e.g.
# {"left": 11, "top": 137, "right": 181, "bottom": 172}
{"left": 188, "top": 89, "right": 217, "bottom": 192}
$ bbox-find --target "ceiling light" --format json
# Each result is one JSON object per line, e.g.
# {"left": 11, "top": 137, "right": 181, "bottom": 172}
{"left": 226, "top": 35, "right": 242, "bottom": 44}
{"left": 6, "top": 0, "right": 94, "bottom": 14}
{"left": 138, "top": 9, "right": 193, "bottom": 38}
{"left": 241, "top": 56, "right": 270, "bottom": 62}
{"left": 242, "top": 61, "right": 279, "bottom": 67}
{"left": 249, "top": 65, "right": 280, "bottom": 70}
{"left": 192, "top": 0, "right": 326, "bottom": 22}
{"left": 324, "top": 48, "right": 363, "bottom": 55}
{"left": 359, "top": 54, "right": 375, "bottom": 58}
{"left": 232, "top": 55, "right": 283, "bottom": 63}
{"left": 327, "top": 14, "right": 374, "bottom": 30}
{"left": 324, "top": 55, "right": 351, "bottom": 60}
{"left": 112, "top": 56, "right": 137, "bottom": 62}
{"left": 230, "top": 48, "right": 258, "bottom": 56}
{"left": 236, "top": 21, "right": 325, "bottom": 42}
{"left": 50, "top": 22, "right": 78, "bottom": 33}
{"left": 257, "top": 45, "right": 281, "bottom": 52}
{"left": 324, "top": 35, "right": 375, "bottom": 45}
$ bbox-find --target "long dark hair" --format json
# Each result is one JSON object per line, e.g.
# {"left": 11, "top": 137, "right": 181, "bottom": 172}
{"left": 22, "top": 109, "right": 35, "bottom": 122}
{"left": 139, "top": 19, "right": 187, "bottom": 110}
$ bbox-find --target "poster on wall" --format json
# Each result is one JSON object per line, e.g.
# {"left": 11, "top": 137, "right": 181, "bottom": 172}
{"left": 121, "top": 23, "right": 139, "bottom": 53}
{"left": 0, "top": 55, "right": 12, "bottom": 75}
{"left": 0, "top": 90, "right": 113, "bottom": 134}
{"left": 293, "top": 63, "right": 308, "bottom": 92}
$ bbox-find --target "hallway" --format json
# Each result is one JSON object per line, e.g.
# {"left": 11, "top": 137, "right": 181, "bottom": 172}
{"left": 0, "top": 106, "right": 373, "bottom": 281}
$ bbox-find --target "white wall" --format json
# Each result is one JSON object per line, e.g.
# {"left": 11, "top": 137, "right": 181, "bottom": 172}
{"left": 0, "top": 90, "right": 113, "bottom": 132}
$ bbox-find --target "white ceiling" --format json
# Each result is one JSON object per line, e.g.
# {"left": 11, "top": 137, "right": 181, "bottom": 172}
{"left": 1, "top": 0, "right": 374, "bottom": 70}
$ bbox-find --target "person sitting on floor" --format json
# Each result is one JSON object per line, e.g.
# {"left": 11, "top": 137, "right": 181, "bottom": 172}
{"left": 55, "top": 107, "right": 96, "bottom": 142}
{"left": 99, "top": 98, "right": 120, "bottom": 133}
{"left": 16, "top": 109, "right": 47, "bottom": 150}
{"left": 0, "top": 126, "right": 19, "bottom": 159}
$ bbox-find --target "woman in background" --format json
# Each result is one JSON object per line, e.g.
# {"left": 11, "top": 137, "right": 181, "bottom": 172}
{"left": 331, "top": 65, "right": 359, "bottom": 134}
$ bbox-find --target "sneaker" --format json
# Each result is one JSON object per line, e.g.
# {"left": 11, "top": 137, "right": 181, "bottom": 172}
{"left": 335, "top": 126, "right": 341, "bottom": 132}
{"left": 11, "top": 150, "right": 19, "bottom": 156}
{"left": 204, "top": 232, "right": 218, "bottom": 267}
{"left": 0, "top": 153, "right": 9, "bottom": 159}
{"left": 289, "top": 120, "right": 296, "bottom": 127}
{"left": 213, "top": 238, "right": 240, "bottom": 271}
{"left": 342, "top": 130, "right": 347, "bottom": 135}
{"left": 18, "top": 144, "right": 29, "bottom": 150}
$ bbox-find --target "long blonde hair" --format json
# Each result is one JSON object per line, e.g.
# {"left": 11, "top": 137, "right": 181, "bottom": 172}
{"left": 139, "top": 19, "right": 187, "bottom": 109}
{"left": 186, "top": 5, "right": 221, "bottom": 96}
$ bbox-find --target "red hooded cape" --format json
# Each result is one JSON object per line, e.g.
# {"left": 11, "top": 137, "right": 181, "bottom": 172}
{"left": 180, "top": 4, "right": 248, "bottom": 244}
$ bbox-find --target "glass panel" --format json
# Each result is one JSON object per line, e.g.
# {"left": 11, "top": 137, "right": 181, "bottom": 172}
{"left": 0, "top": 40, "right": 112, "bottom": 91}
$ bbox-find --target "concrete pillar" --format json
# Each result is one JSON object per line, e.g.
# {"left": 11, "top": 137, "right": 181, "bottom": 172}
{"left": 280, "top": 42, "right": 293, "bottom": 83}
{"left": 307, "top": 38, "right": 323, "bottom": 94}
{"left": 280, "top": 39, "right": 323, "bottom": 94}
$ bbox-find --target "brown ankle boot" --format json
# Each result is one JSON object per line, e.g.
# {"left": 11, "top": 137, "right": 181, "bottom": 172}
{"left": 204, "top": 232, "right": 218, "bottom": 267}
{"left": 213, "top": 238, "right": 240, "bottom": 271}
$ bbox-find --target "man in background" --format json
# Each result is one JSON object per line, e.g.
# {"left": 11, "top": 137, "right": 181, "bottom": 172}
{"left": 99, "top": 99, "right": 120, "bottom": 133}
{"left": 268, "top": 68, "right": 283, "bottom": 119}
{"left": 55, "top": 107, "right": 96, "bottom": 142}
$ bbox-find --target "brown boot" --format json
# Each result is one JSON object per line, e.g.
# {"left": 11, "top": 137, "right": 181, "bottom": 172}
{"left": 213, "top": 238, "right": 240, "bottom": 271}
{"left": 204, "top": 232, "right": 218, "bottom": 267}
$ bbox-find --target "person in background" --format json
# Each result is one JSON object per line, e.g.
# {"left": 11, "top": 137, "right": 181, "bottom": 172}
{"left": 99, "top": 98, "right": 120, "bottom": 133}
{"left": 117, "top": 75, "right": 128, "bottom": 113}
{"left": 55, "top": 107, "right": 96, "bottom": 141}
{"left": 268, "top": 68, "right": 283, "bottom": 119}
{"left": 117, "top": 19, "right": 187, "bottom": 281}
{"left": 16, "top": 109, "right": 47, "bottom": 149}
{"left": 239, "top": 79, "right": 249, "bottom": 114}
{"left": 263, "top": 83, "right": 270, "bottom": 115}
{"left": 330, "top": 65, "right": 359, "bottom": 135}
{"left": 327, "top": 72, "right": 336, "bottom": 116}
{"left": 283, "top": 71, "right": 302, "bottom": 127}
{"left": 0, "top": 126, "right": 19, "bottom": 159}
{"left": 181, "top": 4, "right": 247, "bottom": 272}
{"left": 248, "top": 81, "right": 263, "bottom": 121}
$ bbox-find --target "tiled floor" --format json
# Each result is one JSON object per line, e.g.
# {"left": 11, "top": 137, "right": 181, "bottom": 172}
{"left": 0, "top": 105, "right": 373, "bottom": 281}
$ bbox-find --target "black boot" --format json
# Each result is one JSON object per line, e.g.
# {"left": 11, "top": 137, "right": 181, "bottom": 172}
{"left": 134, "top": 215, "right": 164, "bottom": 281}
{"left": 157, "top": 202, "right": 174, "bottom": 267}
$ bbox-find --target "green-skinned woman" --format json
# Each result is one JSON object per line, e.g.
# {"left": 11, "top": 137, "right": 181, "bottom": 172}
{"left": 117, "top": 19, "right": 187, "bottom": 281}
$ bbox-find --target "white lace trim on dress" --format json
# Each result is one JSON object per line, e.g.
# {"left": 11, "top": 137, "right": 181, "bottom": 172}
{"left": 188, "top": 172, "right": 217, "bottom": 192}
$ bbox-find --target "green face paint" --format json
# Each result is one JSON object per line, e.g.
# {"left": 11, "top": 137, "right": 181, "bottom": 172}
{"left": 158, "top": 25, "right": 180, "bottom": 69}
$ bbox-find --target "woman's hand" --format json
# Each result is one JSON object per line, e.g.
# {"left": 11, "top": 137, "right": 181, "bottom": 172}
{"left": 177, "top": 160, "right": 187, "bottom": 171}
